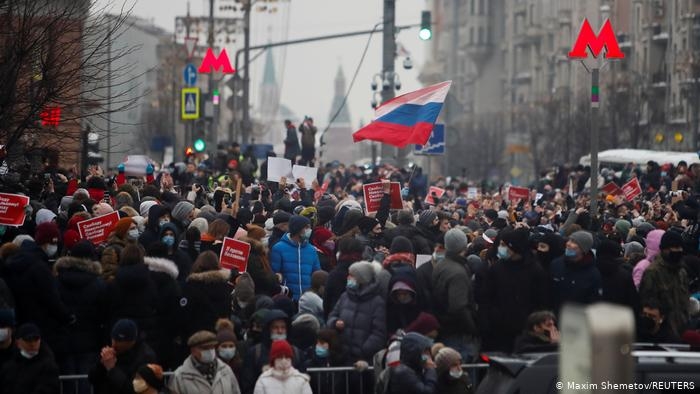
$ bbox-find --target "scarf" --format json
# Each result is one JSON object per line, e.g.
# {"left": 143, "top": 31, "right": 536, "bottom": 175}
{"left": 192, "top": 356, "right": 217, "bottom": 384}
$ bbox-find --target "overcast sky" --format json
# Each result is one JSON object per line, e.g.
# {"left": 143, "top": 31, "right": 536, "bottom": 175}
{"left": 96, "top": 0, "right": 428, "bottom": 131}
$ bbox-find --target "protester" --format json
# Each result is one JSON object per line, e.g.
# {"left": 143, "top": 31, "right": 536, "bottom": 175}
{"left": 0, "top": 323, "right": 60, "bottom": 393}
{"left": 270, "top": 215, "right": 321, "bottom": 301}
{"left": 252, "top": 339, "right": 312, "bottom": 394}
{"left": 132, "top": 363, "right": 167, "bottom": 394}
{"left": 513, "top": 311, "right": 560, "bottom": 353}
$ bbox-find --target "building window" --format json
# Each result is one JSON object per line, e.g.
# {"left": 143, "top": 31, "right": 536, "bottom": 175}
{"left": 470, "top": 0, "right": 475, "bottom": 15}
{"left": 478, "top": 0, "right": 485, "bottom": 15}
{"left": 470, "top": 27, "right": 474, "bottom": 44}
{"left": 478, "top": 27, "right": 484, "bottom": 44}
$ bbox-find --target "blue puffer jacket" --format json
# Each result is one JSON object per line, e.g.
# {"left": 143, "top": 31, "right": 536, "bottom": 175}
{"left": 270, "top": 233, "right": 321, "bottom": 300}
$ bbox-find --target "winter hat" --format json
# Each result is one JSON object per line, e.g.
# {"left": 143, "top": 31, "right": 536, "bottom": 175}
{"left": 111, "top": 217, "right": 134, "bottom": 238}
{"left": 189, "top": 218, "right": 209, "bottom": 235}
{"left": 311, "top": 270, "right": 328, "bottom": 290}
{"left": 659, "top": 231, "right": 684, "bottom": 250}
{"left": 12, "top": 234, "right": 34, "bottom": 248}
{"left": 16, "top": 323, "right": 41, "bottom": 340}
{"left": 273, "top": 211, "right": 292, "bottom": 225}
{"left": 35, "top": 222, "right": 60, "bottom": 245}
{"left": 288, "top": 215, "right": 310, "bottom": 236}
{"left": 70, "top": 240, "right": 97, "bottom": 260}
{"left": 636, "top": 222, "right": 656, "bottom": 238}
{"left": 349, "top": 261, "right": 376, "bottom": 286}
{"left": 187, "top": 330, "right": 218, "bottom": 348}
{"left": 35, "top": 208, "right": 56, "bottom": 225}
{"left": 137, "top": 364, "right": 164, "bottom": 391}
{"left": 292, "top": 313, "right": 321, "bottom": 333}
{"left": 624, "top": 241, "right": 644, "bottom": 258}
{"left": 568, "top": 231, "right": 594, "bottom": 254}
{"left": 63, "top": 229, "right": 81, "bottom": 250}
{"left": 597, "top": 239, "right": 622, "bottom": 259}
{"left": 497, "top": 210, "right": 510, "bottom": 220}
{"left": 482, "top": 228, "right": 498, "bottom": 244}
{"left": 390, "top": 236, "right": 414, "bottom": 254}
{"left": 397, "top": 209, "right": 415, "bottom": 225}
{"left": 435, "top": 347, "right": 461, "bottom": 373}
{"left": 418, "top": 210, "right": 438, "bottom": 227}
{"left": 111, "top": 319, "right": 138, "bottom": 341}
{"left": 215, "top": 319, "right": 238, "bottom": 344}
{"left": 501, "top": 228, "right": 530, "bottom": 255}
{"left": 0, "top": 309, "right": 15, "bottom": 327}
{"left": 444, "top": 228, "right": 468, "bottom": 254}
{"left": 172, "top": 201, "right": 195, "bottom": 222}
{"left": 94, "top": 203, "right": 114, "bottom": 217}
{"left": 255, "top": 297, "right": 275, "bottom": 311}
{"left": 235, "top": 273, "right": 256, "bottom": 304}
{"left": 339, "top": 209, "right": 363, "bottom": 235}
{"left": 245, "top": 224, "right": 266, "bottom": 241}
{"left": 614, "top": 219, "right": 631, "bottom": 238}
{"left": 273, "top": 294, "right": 297, "bottom": 319}
{"left": 318, "top": 206, "right": 335, "bottom": 226}
{"left": 357, "top": 216, "right": 380, "bottom": 235}
{"left": 269, "top": 340, "right": 294, "bottom": 365}
{"left": 140, "top": 201, "right": 159, "bottom": 217}
{"left": 391, "top": 281, "right": 416, "bottom": 294}
{"left": 405, "top": 312, "right": 440, "bottom": 336}
{"left": 484, "top": 209, "right": 498, "bottom": 221}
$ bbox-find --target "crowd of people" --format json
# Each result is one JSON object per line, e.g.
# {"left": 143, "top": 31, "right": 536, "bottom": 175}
{"left": 0, "top": 147, "right": 699, "bottom": 394}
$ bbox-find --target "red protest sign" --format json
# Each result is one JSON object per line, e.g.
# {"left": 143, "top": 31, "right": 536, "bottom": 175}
{"left": 363, "top": 182, "right": 403, "bottom": 213}
{"left": 601, "top": 182, "right": 623, "bottom": 196}
{"left": 0, "top": 193, "right": 30, "bottom": 226}
{"left": 508, "top": 186, "right": 530, "bottom": 201}
{"left": 314, "top": 179, "right": 330, "bottom": 202}
{"left": 219, "top": 237, "right": 251, "bottom": 272}
{"left": 425, "top": 186, "right": 446, "bottom": 205}
{"left": 621, "top": 178, "right": 642, "bottom": 201}
{"left": 77, "top": 211, "right": 120, "bottom": 245}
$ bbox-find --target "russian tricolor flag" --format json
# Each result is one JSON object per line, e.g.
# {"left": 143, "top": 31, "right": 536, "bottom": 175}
{"left": 352, "top": 80, "right": 452, "bottom": 148}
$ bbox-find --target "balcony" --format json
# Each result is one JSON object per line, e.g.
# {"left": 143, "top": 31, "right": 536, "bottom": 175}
{"left": 558, "top": 9, "right": 571, "bottom": 25}
{"left": 652, "top": 24, "right": 669, "bottom": 42}
{"left": 651, "top": 72, "right": 668, "bottom": 88}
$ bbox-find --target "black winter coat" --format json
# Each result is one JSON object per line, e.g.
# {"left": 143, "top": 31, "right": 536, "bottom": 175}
{"left": 0, "top": 343, "right": 60, "bottom": 394}
{"left": 88, "top": 341, "right": 158, "bottom": 394}
{"left": 385, "top": 225, "right": 432, "bottom": 255}
{"left": 54, "top": 256, "right": 109, "bottom": 356}
{"left": 178, "top": 269, "right": 233, "bottom": 340}
{"left": 387, "top": 333, "right": 437, "bottom": 394}
{"left": 550, "top": 253, "right": 602, "bottom": 315}
{"left": 480, "top": 256, "right": 549, "bottom": 352}
{"left": 598, "top": 256, "right": 640, "bottom": 313}
{"left": 3, "top": 241, "right": 71, "bottom": 351}
{"left": 107, "top": 264, "right": 159, "bottom": 344}
{"left": 144, "top": 257, "right": 182, "bottom": 369}
{"left": 323, "top": 255, "right": 360, "bottom": 319}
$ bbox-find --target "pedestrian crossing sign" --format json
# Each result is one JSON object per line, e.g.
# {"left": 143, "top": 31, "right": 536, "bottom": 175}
{"left": 181, "top": 88, "right": 200, "bottom": 120}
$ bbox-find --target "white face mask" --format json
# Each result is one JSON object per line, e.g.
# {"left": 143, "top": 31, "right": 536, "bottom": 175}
{"left": 199, "top": 348, "right": 216, "bottom": 364}
{"left": 0, "top": 328, "right": 9, "bottom": 342}
{"left": 45, "top": 244, "right": 58, "bottom": 257}
{"left": 128, "top": 229, "right": 140, "bottom": 240}
{"left": 218, "top": 347, "right": 236, "bottom": 361}
{"left": 449, "top": 368, "right": 463, "bottom": 379}
{"left": 132, "top": 378, "right": 148, "bottom": 393}
{"left": 20, "top": 349, "right": 39, "bottom": 359}
{"left": 270, "top": 333, "right": 287, "bottom": 341}
{"left": 274, "top": 357, "right": 292, "bottom": 371}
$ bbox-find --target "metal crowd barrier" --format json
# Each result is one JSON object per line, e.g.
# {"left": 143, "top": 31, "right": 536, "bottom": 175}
{"left": 58, "top": 364, "right": 490, "bottom": 394}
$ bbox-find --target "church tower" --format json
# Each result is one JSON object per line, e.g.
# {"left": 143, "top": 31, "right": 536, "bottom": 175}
{"left": 322, "top": 65, "right": 356, "bottom": 165}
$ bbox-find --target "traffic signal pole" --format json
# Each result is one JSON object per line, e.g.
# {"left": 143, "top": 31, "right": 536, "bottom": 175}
{"left": 381, "top": 0, "right": 397, "bottom": 165}
{"left": 207, "top": 0, "right": 218, "bottom": 152}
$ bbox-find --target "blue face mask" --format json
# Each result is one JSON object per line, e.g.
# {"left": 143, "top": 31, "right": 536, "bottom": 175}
{"left": 162, "top": 235, "right": 175, "bottom": 247}
{"left": 565, "top": 248, "right": 578, "bottom": 258}
{"left": 315, "top": 345, "right": 329, "bottom": 358}
{"left": 661, "top": 171, "right": 667, "bottom": 177}
{"left": 347, "top": 278, "right": 358, "bottom": 289}
{"left": 497, "top": 246, "right": 510, "bottom": 260}
{"left": 421, "top": 354, "right": 430, "bottom": 363}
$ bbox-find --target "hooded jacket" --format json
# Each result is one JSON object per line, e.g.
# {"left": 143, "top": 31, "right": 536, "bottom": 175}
{"left": 386, "top": 333, "right": 437, "bottom": 394}
{"left": 633, "top": 230, "right": 665, "bottom": 289}
{"left": 144, "top": 256, "right": 182, "bottom": 369}
{"left": 270, "top": 234, "right": 321, "bottom": 301}
{"left": 139, "top": 205, "right": 168, "bottom": 249}
{"left": 327, "top": 278, "right": 386, "bottom": 361}
{"left": 639, "top": 254, "right": 690, "bottom": 339}
{"left": 158, "top": 223, "right": 193, "bottom": 283}
{"left": 107, "top": 263, "right": 159, "bottom": 345}
{"left": 179, "top": 269, "right": 233, "bottom": 341}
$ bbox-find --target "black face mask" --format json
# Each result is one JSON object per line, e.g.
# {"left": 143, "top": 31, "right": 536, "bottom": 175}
{"left": 638, "top": 316, "right": 657, "bottom": 334}
{"left": 537, "top": 250, "right": 552, "bottom": 262}
{"left": 663, "top": 251, "right": 684, "bottom": 265}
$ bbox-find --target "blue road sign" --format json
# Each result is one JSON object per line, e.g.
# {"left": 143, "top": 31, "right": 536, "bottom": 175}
{"left": 414, "top": 124, "right": 445, "bottom": 155}
{"left": 183, "top": 64, "right": 197, "bottom": 86}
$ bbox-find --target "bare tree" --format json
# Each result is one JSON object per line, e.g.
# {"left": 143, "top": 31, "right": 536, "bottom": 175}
{"left": 0, "top": 0, "right": 140, "bottom": 173}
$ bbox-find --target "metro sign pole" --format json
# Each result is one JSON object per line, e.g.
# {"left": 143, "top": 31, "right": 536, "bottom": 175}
{"left": 568, "top": 18, "right": 624, "bottom": 216}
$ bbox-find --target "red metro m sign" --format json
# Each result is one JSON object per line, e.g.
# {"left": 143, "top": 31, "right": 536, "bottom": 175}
{"left": 568, "top": 19, "right": 625, "bottom": 60}
{"left": 198, "top": 48, "right": 236, "bottom": 74}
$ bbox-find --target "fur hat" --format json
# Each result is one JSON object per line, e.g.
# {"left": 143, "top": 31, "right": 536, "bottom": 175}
{"left": 35, "top": 222, "right": 60, "bottom": 245}
{"left": 349, "top": 261, "right": 376, "bottom": 286}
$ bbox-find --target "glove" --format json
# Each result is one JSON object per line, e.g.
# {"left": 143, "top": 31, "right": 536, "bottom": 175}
{"left": 117, "top": 163, "right": 125, "bottom": 173}
{"left": 354, "top": 360, "right": 369, "bottom": 372}
{"left": 146, "top": 163, "right": 154, "bottom": 175}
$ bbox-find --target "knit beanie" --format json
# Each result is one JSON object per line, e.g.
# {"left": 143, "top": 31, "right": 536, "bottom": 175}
{"left": 273, "top": 210, "right": 292, "bottom": 225}
{"left": 140, "top": 201, "right": 159, "bottom": 217}
{"left": 63, "top": 229, "right": 81, "bottom": 250}
{"left": 215, "top": 319, "right": 238, "bottom": 344}
{"left": 111, "top": 217, "right": 134, "bottom": 238}
{"left": 500, "top": 228, "right": 530, "bottom": 255}
{"left": 269, "top": 340, "right": 293, "bottom": 365}
{"left": 444, "top": 228, "right": 468, "bottom": 254}
{"left": 35, "top": 222, "right": 60, "bottom": 245}
{"left": 614, "top": 219, "right": 631, "bottom": 238}
{"left": 659, "top": 230, "right": 684, "bottom": 250}
{"left": 70, "top": 240, "right": 97, "bottom": 260}
{"left": 636, "top": 222, "right": 655, "bottom": 238}
{"left": 288, "top": 215, "right": 310, "bottom": 236}
{"left": 340, "top": 209, "right": 363, "bottom": 234}
{"left": 418, "top": 210, "right": 437, "bottom": 227}
{"left": 390, "top": 236, "right": 414, "bottom": 254}
{"left": 171, "top": 201, "right": 195, "bottom": 222}
{"left": 624, "top": 241, "right": 644, "bottom": 258}
{"left": 273, "top": 294, "right": 297, "bottom": 319}
{"left": 435, "top": 347, "right": 462, "bottom": 373}
{"left": 349, "top": 261, "right": 376, "bottom": 286}
{"left": 568, "top": 231, "right": 594, "bottom": 254}
{"left": 137, "top": 364, "right": 164, "bottom": 391}
{"left": 189, "top": 218, "right": 209, "bottom": 235}
{"left": 35, "top": 208, "right": 56, "bottom": 225}
{"left": 405, "top": 312, "right": 440, "bottom": 336}
{"left": 597, "top": 239, "right": 622, "bottom": 259}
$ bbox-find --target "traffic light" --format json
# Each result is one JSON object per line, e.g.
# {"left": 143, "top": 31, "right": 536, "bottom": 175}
{"left": 419, "top": 11, "right": 432, "bottom": 40}
{"left": 185, "top": 146, "right": 194, "bottom": 157}
{"left": 194, "top": 138, "right": 206, "bottom": 152}
{"left": 213, "top": 89, "right": 220, "bottom": 106}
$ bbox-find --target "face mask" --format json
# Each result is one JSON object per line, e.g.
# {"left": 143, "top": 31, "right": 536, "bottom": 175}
{"left": 238, "top": 300, "right": 249, "bottom": 309}
{"left": 421, "top": 354, "right": 429, "bottom": 363}
{"left": 396, "top": 293, "right": 413, "bottom": 304}
{"left": 346, "top": 278, "right": 358, "bottom": 289}
{"left": 301, "top": 228, "right": 312, "bottom": 241}
{"left": 432, "top": 252, "right": 445, "bottom": 262}
{"left": 537, "top": 250, "right": 551, "bottom": 261}
{"left": 162, "top": 235, "right": 175, "bottom": 247}
{"left": 565, "top": 248, "right": 578, "bottom": 258}
{"left": 449, "top": 369, "right": 464, "bottom": 379}
{"left": 270, "top": 333, "right": 287, "bottom": 341}
{"left": 639, "top": 316, "right": 658, "bottom": 334}
{"left": 159, "top": 219, "right": 169, "bottom": 227}
{"left": 497, "top": 246, "right": 510, "bottom": 260}
{"left": 128, "top": 229, "right": 140, "bottom": 240}
{"left": 315, "top": 345, "right": 329, "bottom": 358}
{"left": 0, "top": 328, "right": 8, "bottom": 342}
{"left": 132, "top": 378, "right": 148, "bottom": 393}
{"left": 20, "top": 349, "right": 38, "bottom": 359}
{"left": 664, "top": 251, "right": 683, "bottom": 265}
{"left": 218, "top": 347, "right": 236, "bottom": 361}
{"left": 274, "top": 357, "right": 292, "bottom": 371}
{"left": 199, "top": 348, "right": 216, "bottom": 364}
{"left": 46, "top": 244, "right": 58, "bottom": 257}
{"left": 661, "top": 171, "right": 667, "bottom": 177}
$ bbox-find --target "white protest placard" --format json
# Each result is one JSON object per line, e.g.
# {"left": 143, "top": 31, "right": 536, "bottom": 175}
{"left": 266, "top": 157, "right": 293, "bottom": 182}
{"left": 416, "top": 254, "right": 433, "bottom": 269}
{"left": 467, "top": 187, "right": 478, "bottom": 200}
{"left": 292, "top": 165, "right": 319, "bottom": 186}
